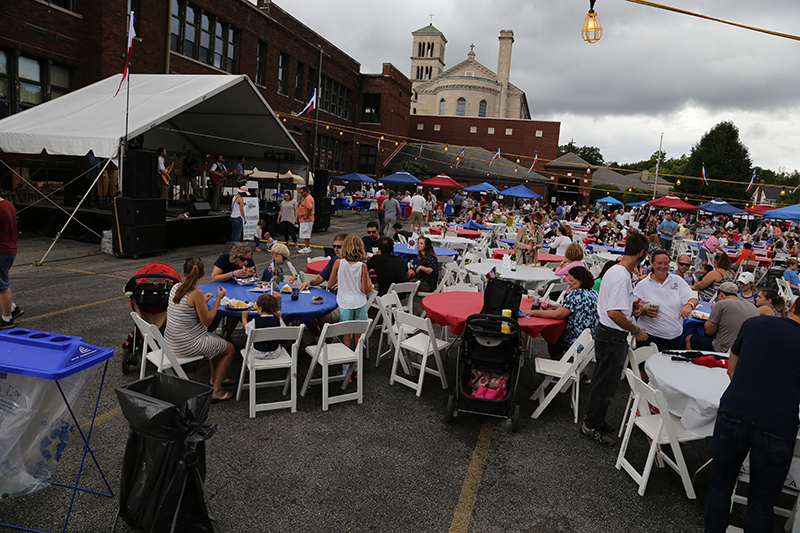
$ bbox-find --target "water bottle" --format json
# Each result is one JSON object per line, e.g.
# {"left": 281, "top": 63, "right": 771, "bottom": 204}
{"left": 291, "top": 277, "right": 300, "bottom": 301}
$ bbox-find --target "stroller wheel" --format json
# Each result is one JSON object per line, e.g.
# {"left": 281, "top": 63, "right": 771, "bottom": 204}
{"left": 510, "top": 404, "right": 521, "bottom": 433}
{"left": 121, "top": 348, "right": 132, "bottom": 375}
{"left": 445, "top": 395, "right": 457, "bottom": 423}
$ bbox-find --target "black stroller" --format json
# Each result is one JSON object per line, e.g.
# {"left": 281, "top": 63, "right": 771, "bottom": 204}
{"left": 445, "top": 313, "right": 523, "bottom": 432}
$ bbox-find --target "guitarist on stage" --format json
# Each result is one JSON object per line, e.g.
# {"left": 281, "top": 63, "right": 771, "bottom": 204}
{"left": 156, "top": 147, "right": 172, "bottom": 204}
{"left": 209, "top": 154, "right": 228, "bottom": 211}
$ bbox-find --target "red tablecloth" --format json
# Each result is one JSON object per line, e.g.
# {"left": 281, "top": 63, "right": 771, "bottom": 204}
{"left": 429, "top": 227, "right": 443, "bottom": 235}
{"left": 306, "top": 259, "right": 329, "bottom": 275}
{"left": 421, "top": 292, "right": 566, "bottom": 343}
{"left": 728, "top": 254, "right": 772, "bottom": 267}
{"left": 490, "top": 249, "right": 565, "bottom": 265}
{"left": 457, "top": 229, "right": 482, "bottom": 239}
{"left": 582, "top": 237, "right": 596, "bottom": 244}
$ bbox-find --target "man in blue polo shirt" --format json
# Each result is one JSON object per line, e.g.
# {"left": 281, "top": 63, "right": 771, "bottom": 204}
{"left": 657, "top": 212, "right": 678, "bottom": 251}
{"left": 704, "top": 301, "right": 800, "bottom": 532}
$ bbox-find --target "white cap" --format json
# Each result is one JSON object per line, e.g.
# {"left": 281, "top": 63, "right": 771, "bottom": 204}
{"left": 737, "top": 272, "right": 755, "bottom": 285}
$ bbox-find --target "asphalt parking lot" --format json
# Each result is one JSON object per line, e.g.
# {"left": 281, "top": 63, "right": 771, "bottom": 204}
{"left": 0, "top": 210, "right": 775, "bottom": 532}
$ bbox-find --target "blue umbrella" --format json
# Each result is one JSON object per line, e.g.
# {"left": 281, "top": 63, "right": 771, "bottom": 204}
{"left": 501, "top": 184, "right": 542, "bottom": 199}
{"left": 697, "top": 198, "right": 746, "bottom": 215}
{"left": 331, "top": 172, "right": 376, "bottom": 184}
{"left": 596, "top": 196, "right": 623, "bottom": 205}
{"left": 625, "top": 200, "right": 648, "bottom": 207}
{"left": 463, "top": 182, "right": 501, "bottom": 194}
{"left": 379, "top": 171, "right": 420, "bottom": 185}
{"left": 763, "top": 203, "right": 800, "bottom": 221}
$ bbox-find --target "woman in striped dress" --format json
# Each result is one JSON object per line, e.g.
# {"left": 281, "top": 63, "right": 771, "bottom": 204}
{"left": 165, "top": 257, "right": 236, "bottom": 402}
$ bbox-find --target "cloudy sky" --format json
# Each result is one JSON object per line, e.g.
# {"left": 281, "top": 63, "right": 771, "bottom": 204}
{"left": 278, "top": 0, "right": 800, "bottom": 174}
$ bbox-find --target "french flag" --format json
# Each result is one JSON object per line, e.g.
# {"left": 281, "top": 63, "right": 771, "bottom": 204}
{"left": 527, "top": 151, "right": 538, "bottom": 176}
{"left": 746, "top": 168, "right": 756, "bottom": 193}
{"left": 701, "top": 163, "right": 709, "bottom": 189}
{"left": 114, "top": 11, "right": 136, "bottom": 97}
{"left": 298, "top": 89, "right": 316, "bottom": 121}
{"left": 487, "top": 148, "right": 501, "bottom": 166}
{"left": 455, "top": 147, "right": 465, "bottom": 168}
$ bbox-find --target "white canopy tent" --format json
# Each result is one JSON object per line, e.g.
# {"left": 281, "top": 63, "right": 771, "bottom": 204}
{"left": 0, "top": 73, "right": 309, "bottom": 182}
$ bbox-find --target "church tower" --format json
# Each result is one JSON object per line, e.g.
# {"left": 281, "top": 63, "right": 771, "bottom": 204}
{"left": 410, "top": 24, "right": 447, "bottom": 92}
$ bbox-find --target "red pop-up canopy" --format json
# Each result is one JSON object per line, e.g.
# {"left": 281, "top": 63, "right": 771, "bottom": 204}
{"left": 645, "top": 194, "right": 698, "bottom": 211}
{"left": 418, "top": 174, "right": 464, "bottom": 189}
{"left": 744, "top": 203, "right": 778, "bottom": 215}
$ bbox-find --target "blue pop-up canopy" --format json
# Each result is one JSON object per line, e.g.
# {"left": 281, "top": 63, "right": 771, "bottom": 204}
{"left": 501, "top": 184, "right": 542, "bottom": 199}
{"left": 331, "top": 173, "right": 376, "bottom": 183}
{"left": 625, "top": 200, "right": 648, "bottom": 207}
{"left": 763, "top": 203, "right": 800, "bottom": 222}
{"left": 379, "top": 171, "right": 420, "bottom": 185}
{"left": 596, "top": 196, "right": 623, "bottom": 205}
{"left": 697, "top": 198, "right": 746, "bottom": 215}
{"left": 463, "top": 182, "right": 501, "bottom": 194}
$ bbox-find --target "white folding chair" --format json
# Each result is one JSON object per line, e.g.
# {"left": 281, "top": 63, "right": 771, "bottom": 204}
{"left": 308, "top": 256, "right": 330, "bottom": 265}
{"left": 443, "top": 284, "right": 479, "bottom": 292}
{"left": 540, "top": 282, "right": 569, "bottom": 305}
{"left": 301, "top": 320, "right": 371, "bottom": 411}
{"left": 529, "top": 329, "right": 595, "bottom": 423}
{"left": 283, "top": 260, "right": 299, "bottom": 278}
{"left": 618, "top": 344, "right": 659, "bottom": 438}
{"left": 374, "top": 292, "right": 416, "bottom": 369}
{"left": 235, "top": 324, "right": 305, "bottom": 417}
{"left": 131, "top": 312, "right": 201, "bottom": 380}
{"left": 390, "top": 310, "right": 448, "bottom": 397}
{"left": 616, "top": 368, "right": 703, "bottom": 499}
{"left": 397, "top": 234, "right": 408, "bottom": 244}
{"left": 387, "top": 281, "right": 420, "bottom": 314}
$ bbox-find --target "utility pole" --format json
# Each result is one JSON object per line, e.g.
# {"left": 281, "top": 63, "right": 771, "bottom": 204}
{"left": 653, "top": 132, "right": 663, "bottom": 199}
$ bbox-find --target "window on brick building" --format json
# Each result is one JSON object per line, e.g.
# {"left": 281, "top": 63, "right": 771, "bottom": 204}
{"left": 357, "top": 144, "right": 377, "bottom": 175}
{"left": 319, "top": 76, "right": 351, "bottom": 120}
{"left": 295, "top": 61, "right": 304, "bottom": 100}
{"left": 199, "top": 13, "right": 211, "bottom": 63}
{"left": 317, "top": 136, "right": 347, "bottom": 172}
{"left": 307, "top": 68, "right": 316, "bottom": 100}
{"left": 183, "top": 5, "right": 197, "bottom": 58}
{"left": 438, "top": 98, "right": 445, "bottom": 115}
{"left": 170, "top": 1, "right": 238, "bottom": 72}
{"left": 456, "top": 98, "right": 466, "bottom": 117}
{"left": 170, "top": 0, "right": 182, "bottom": 52}
{"left": 213, "top": 21, "right": 224, "bottom": 68}
{"left": 226, "top": 28, "right": 237, "bottom": 73}
{"left": 18, "top": 57, "right": 43, "bottom": 110}
{"left": 255, "top": 42, "right": 267, "bottom": 86}
{"left": 361, "top": 93, "right": 380, "bottom": 123}
{"left": 277, "top": 52, "right": 288, "bottom": 94}
{"left": 0, "top": 51, "right": 73, "bottom": 117}
{"left": 479, "top": 99, "right": 487, "bottom": 118}
{"left": 50, "top": 0, "right": 76, "bottom": 11}
{"left": 50, "top": 65, "right": 72, "bottom": 100}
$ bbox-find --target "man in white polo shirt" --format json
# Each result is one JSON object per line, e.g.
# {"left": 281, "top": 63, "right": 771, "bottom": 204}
{"left": 408, "top": 189, "right": 426, "bottom": 233}
{"left": 581, "top": 233, "right": 649, "bottom": 447}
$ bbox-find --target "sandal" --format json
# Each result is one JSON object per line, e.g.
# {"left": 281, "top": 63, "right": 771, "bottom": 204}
{"left": 210, "top": 378, "right": 236, "bottom": 387}
{"left": 211, "top": 391, "right": 233, "bottom": 403}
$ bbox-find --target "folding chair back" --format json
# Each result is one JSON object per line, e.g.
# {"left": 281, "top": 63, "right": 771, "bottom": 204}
{"left": 618, "top": 344, "right": 659, "bottom": 437}
{"left": 387, "top": 281, "right": 419, "bottom": 313}
{"left": 131, "top": 312, "right": 199, "bottom": 380}
{"left": 390, "top": 310, "right": 448, "bottom": 396}
{"left": 443, "top": 284, "right": 479, "bottom": 292}
{"left": 738, "top": 260, "right": 758, "bottom": 274}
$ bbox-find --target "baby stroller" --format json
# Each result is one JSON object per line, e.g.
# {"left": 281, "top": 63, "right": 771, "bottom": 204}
{"left": 445, "top": 313, "right": 523, "bottom": 432}
{"left": 120, "top": 262, "right": 181, "bottom": 375}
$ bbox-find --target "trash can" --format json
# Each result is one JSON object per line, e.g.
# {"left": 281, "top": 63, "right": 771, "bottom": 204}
{"left": 115, "top": 373, "right": 217, "bottom": 533}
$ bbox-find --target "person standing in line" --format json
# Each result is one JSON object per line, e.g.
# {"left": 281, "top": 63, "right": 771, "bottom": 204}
{"left": 230, "top": 186, "right": 248, "bottom": 244}
{"left": 382, "top": 191, "right": 399, "bottom": 236}
{"left": 278, "top": 191, "right": 299, "bottom": 249}
{"left": 452, "top": 190, "right": 463, "bottom": 216}
{"left": 376, "top": 188, "right": 387, "bottom": 236}
{"left": 297, "top": 186, "right": 315, "bottom": 254}
{"left": 0, "top": 196, "right": 22, "bottom": 329}
{"left": 580, "top": 233, "right": 649, "bottom": 447}
{"left": 704, "top": 301, "right": 800, "bottom": 532}
{"left": 408, "top": 189, "right": 426, "bottom": 233}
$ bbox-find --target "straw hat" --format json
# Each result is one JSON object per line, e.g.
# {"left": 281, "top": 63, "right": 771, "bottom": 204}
{"left": 271, "top": 242, "right": 290, "bottom": 259}
{"left": 237, "top": 186, "right": 249, "bottom": 195}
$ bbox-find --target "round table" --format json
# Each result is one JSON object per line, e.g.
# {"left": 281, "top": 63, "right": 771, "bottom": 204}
{"left": 727, "top": 254, "right": 772, "bottom": 268}
{"left": 421, "top": 291, "right": 566, "bottom": 342}
{"left": 491, "top": 249, "right": 565, "bottom": 265}
{"left": 593, "top": 252, "right": 620, "bottom": 263}
{"left": 429, "top": 235, "right": 476, "bottom": 248}
{"left": 430, "top": 227, "right": 481, "bottom": 239}
{"left": 306, "top": 259, "right": 329, "bottom": 275}
{"left": 589, "top": 244, "right": 625, "bottom": 254}
{"left": 393, "top": 243, "right": 458, "bottom": 262}
{"left": 499, "top": 238, "right": 516, "bottom": 246}
{"left": 199, "top": 282, "right": 337, "bottom": 323}
{"left": 464, "top": 262, "right": 558, "bottom": 287}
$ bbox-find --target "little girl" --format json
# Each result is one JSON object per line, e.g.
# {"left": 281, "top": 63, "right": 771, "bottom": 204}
{"left": 254, "top": 219, "right": 274, "bottom": 252}
{"left": 241, "top": 294, "right": 284, "bottom": 359}
{"left": 261, "top": 242, "right": 290, "bottom": 282}
{"left": 329, "top": 235, "right": 372, "bottom": 348}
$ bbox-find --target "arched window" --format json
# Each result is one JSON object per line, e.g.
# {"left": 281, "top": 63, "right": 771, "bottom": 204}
{"left": 456, "top": 97, "right": 466, "bottom": 116}
{"left": 479, "top": 99, "right": 487, "bottom": 117}
{"left": 439, "top": 98, "right": 446, "bottom": 115}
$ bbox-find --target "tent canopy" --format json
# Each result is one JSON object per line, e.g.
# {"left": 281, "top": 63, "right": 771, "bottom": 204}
{"left": 501, "top": 184, "right": 542, "bottom": 199}
{"left": 330, "top": 173, "right": 375, "bottom": 184}
{"left": 697, "top": 199, "right": 746, "bottom": 215}
{"left": 744, "top": 203, "right": 778, "bottom": 215}
{"left": 379, "top": 171, "right": 420, "bottom": 185}
{"left": 418, "top": 174, "right": 463, "bottom": 189}
{"left": 463, "top": 182, "right": 501, "bottom": 194}
{"left": 249, "top": 168, "right": 311, "bottom": 185}
{"left": 645, "top": 194, "right": 698, "bottom": 211}
{"left": 596, "top": 196, "right": 623, "bottom": 205}
{"left": 626, "top": 200, "right": 648, "bottom": 207}
{"left": 0, "top": 73, "right": 309, "bottom": 176}
{"left": 763, "top": 204, "right": 800, "bottom": 221}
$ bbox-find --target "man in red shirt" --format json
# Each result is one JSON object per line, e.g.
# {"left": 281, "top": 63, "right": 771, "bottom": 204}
{"left": 0, "top": 196, "right": 22, "bottom": 329}
{"left": 376, "top": 188, "right": 387, "bottom": 235}
{"left": 297, "top": 186, "right": 315, "bottom": 254}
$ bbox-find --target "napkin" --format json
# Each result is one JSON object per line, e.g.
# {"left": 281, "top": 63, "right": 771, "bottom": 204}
{"left": 693, "top": 355, "right": 728, "bottom": 369}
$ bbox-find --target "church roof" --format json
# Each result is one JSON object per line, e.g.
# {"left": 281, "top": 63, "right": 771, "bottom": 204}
{"left": 413, "top": 24, "right": 446, "bottom": 36}
{"left": 414, "top": 54, "right": 525, "bottom": 97}
{"left": 545, "top": 152, "right": 594, "bottom": 171}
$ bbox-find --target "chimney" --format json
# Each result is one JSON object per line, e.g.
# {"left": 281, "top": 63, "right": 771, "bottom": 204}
{"left": 496, "top": 30, "right": 514, "bottom": 118}
{"left": 641, "top": 169, "right": 649, "bottom": 183}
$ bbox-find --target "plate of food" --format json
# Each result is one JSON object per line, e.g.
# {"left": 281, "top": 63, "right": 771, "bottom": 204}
{"left": 247, "top": 281, "right": 271, "bottom": 293}
{"left": 691, "top": 310, "right": 710, "bottom": 320}
{"left": 280, "top": 284, "right": 292, "bottom": 294}
{"left": 234, "top": 276, "right": 259, "bottom": 286}
{"left": 312, "top": 295, "right": 325, "bottom": 304}
{"left": 223, "top": 298, "right": 255, "bottom": 310}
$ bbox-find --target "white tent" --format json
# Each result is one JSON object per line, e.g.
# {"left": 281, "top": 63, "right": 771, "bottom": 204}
{"left": 0, "top": 73, "right": 309, "bottom": 176}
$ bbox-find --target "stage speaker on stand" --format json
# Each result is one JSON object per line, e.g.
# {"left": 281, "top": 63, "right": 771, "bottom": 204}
{"left": 312, "top": 168, "right": 330, "bottom": 232}
{"left": 123, "top": 150, "right": 158, "bottom": 198}
{"left": 186, "top": 201, "right": 211, "bottom": 217}
{"left": 113, "top": 197, "right": 167, "bottom": 257}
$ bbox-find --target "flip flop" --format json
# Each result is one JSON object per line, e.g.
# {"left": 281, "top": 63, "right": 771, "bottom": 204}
{"left": 209, "top": 378, "right": 236, "bottom": 387}
{"left": 211, "top": 391, "right": 233, "bottom": 403}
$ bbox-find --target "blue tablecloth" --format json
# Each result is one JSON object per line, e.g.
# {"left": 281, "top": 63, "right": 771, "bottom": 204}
{"left": 333, "top": 197, "right": 351, "bottom": 211}
{"left": 680, "top": 301, "right": 713, "bottom": 346}
{"left": 589, "top": 244, "right": 625, "bottom": 254}
{"left": 499, "top": 238, "right": 516, "bottom": 246}
{"left": 199, "top": 282, "right": 337, "bottom": 323}
{"left": 444, "top": 204, "right": 453, "bottom": 216}
{"left": 393, "top": 243, "right": 459, "bottom": 262}
{"left": 351, "top": 199, "right": 372, "bottom": 211}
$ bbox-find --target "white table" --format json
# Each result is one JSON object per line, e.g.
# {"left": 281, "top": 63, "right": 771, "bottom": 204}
{"left": 593, "top": 252, "right": 620, "bottom": 263}
{"left": 465, "top": 262, "right": 558, "bottom": 288}
{"left": 428, "top": 235, "right": 476, "bottom": 248}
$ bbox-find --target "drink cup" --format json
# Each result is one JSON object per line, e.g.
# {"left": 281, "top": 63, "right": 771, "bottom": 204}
{"left": 527, "top": 289, "right": 535, "bottom": 302}
{"left": 649, "top": 301, "right": 660, "bottom": 315}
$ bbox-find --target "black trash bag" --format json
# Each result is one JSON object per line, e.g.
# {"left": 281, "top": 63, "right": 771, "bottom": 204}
{"left": 115, "top": 373, "right": 218, "bottom": 533}
{"left": 481, "top": 278, "right": 524, "bottom": 316}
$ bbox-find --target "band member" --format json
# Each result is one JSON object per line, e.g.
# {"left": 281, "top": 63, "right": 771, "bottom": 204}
{"left": 182, "top": 149, "right": 202, "bottom": 201}
{"left": 234, "top": 156, "right": 247, "bottom": 187}
{"left": 157, "top": 147, "right": 170, "bottom": 204}
{"left": 209, "top": 154, "right": 227, "bottom": 211}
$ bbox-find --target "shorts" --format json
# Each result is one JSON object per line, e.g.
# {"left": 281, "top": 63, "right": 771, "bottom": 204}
{"left": 339, "top": 304, "right": 368, "bottom": 322}
{"left": 409, "top": 211, "right": 424, "bottom": 227}
{"left": 299, "top": 221, "right": 313, "bottom": 239}
{"left": 0, "top": 254, "right": 15, "bottom": 290}
{"left": 689, "top": 333, "right": 716, "bottom": 352}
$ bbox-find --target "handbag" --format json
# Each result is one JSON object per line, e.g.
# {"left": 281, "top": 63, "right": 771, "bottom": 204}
{"left": 481, "top": 278, "right": 524, "bottom": 316}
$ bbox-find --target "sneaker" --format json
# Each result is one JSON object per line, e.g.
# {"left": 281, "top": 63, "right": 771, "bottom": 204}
{"left": 0, "top": 318, "right": 14, "bottom": 330}
{"left": 11, "top": 307, "right": 24, "bottom": 320}
{"left": 579, "top": 421, "right": 615, "bottom": 447}
{"left": 598, "top": 421, "right": 616, "bottom": 434}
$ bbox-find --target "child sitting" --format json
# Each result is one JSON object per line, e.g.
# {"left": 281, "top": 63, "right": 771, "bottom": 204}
{"left": 241, "top": 294, "right": 284, "bottom": 360}
{"left": 698, "top": 263, "right": 713, "bottom": 281}
{"left": 261, "top": 243, "right": 290, "bottom": 282}
{"left": 254, "top": 219, "right": 274, "bottom": 252}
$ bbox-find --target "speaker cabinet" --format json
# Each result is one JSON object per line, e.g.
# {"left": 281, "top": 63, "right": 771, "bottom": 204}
{"left": 314, "top": 197, "right": 331, "bottom": 232}
{"left": 186, "top": 201, "right": 211, "bottom": 217}
{"left": 123, "top": 150, "right": 159, "bottom": 198}
{"left": 114, "top": 224, "right": 167, "bottom": 256}
{"left": 114, "top": 197, "right": 166, "bottom": 225}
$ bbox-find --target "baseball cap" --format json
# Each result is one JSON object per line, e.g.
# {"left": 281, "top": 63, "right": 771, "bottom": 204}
{"left": 737, "top": 272, "right": 755, "bottom": 285}
{"left": 718, "top": 281, "right": 738, "bottom": 295}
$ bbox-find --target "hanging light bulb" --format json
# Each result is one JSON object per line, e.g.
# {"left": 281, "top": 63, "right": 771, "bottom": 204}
{"left": 444, "top": 146, "right": 448, "bottom": 152}
{"left": 582, "top": 0, "right": 602, "bottom": 44}
{"left": 781, "top": 187, "right": 787, "bottom": 196}
{"left": 676, "top": 179, "right": 681, "bottom": 186}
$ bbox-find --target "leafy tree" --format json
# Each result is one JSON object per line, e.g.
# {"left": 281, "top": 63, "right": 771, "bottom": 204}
{"left": 558, "top": 141, "right": 605, "bottom": 166}
{"left": 387, "top": 160, "right": 432, "bottom": 181}
{"left": 620, "top": 187, "right": 654, "bottom": 205}
{"left": 673, "top": 121, "right": 752, "bottom": 202}
{"left": 590, "top": 184, "right": 621, "bottom": 203}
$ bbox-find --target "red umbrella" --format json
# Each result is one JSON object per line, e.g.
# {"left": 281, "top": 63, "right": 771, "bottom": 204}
{"left": 744, "top": 203, "right": 778, "bottom": 215}
{"left": 418, "top": 174, "right": 464, "bottom": 189}
{"left": 645, "top": 194, "right": 698, "bottom": 211}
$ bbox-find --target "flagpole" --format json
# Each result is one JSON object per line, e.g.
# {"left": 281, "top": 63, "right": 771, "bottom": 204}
{"left": 309, "top": 45, "right": 322, "bottom": 188}
{"left": 653, "top": 132, "right": 663, "bottom": 199}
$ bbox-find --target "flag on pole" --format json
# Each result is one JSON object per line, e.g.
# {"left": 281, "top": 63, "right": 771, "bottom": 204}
{"left": 455, "top": 147, "right": 465, "bottom": 168}
{"left": 114, "top": 11, "right": 136, "bottom": 97}
{"left": 376, "top": 138, "right": 381, "bottom": 153}
{"left": 527, "top": 151, "right": 538, "bottom": 176}
{"left": 746, "top": 168, "right": 757, "bottom": 193}
{"left": 418, "top": 142, "right": 423, "bottom": 159}
{"left": 487, "top": 148, "right": 501, "bottom": 166}
{"left": 701, "top": 163, "right": 709, "bottom": 189}
{"left": 298, "top": 89, "right": 316, "bottom": 121}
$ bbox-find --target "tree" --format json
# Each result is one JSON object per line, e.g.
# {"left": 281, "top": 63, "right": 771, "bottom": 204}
{"left": 590, "top": 184, "right": 621, "bottom": 203}
{"left": 387, "top": 160, "right": 432, "bottom": 180}
{"left": 620, "top": 187, "right": 653, "bottom": 205}
{"left": 673, "top": 121, "right": 752, "bottom": 203}
{"left": 558, "top": 141, "right": 605, "bottom": 166}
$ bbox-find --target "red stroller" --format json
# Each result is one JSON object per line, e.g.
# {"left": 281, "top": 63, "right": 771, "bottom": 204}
{"left": 120, "top": 262, "right": 181, "bottom": 375}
